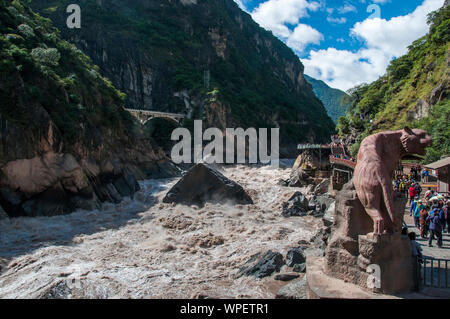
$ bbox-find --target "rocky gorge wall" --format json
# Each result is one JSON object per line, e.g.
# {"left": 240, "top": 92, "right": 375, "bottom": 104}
{"left": 31, "top": 0, "right": 336, "bottom": 156}
{"left": 0, "top": 1, "right": 178, "bottom": 218}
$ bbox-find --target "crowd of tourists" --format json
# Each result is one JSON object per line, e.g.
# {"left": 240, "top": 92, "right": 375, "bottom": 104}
{"left": 407, "top": 192, "right": 449, "bottom": 291}
{"left": 394, "top": 175, "right": 423, "bottom": 202}
{"left": 409, "top": 194, "right": 450, "bottom": 248}
{"left": 394, "top": 165, "right": 446, "bottom": 291}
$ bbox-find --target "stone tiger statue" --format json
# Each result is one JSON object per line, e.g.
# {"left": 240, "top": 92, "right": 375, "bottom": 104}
{"left": 353, "top": 127, "right": 432, "bottom": 235}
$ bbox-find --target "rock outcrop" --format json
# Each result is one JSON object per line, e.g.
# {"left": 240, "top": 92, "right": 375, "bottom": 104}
{"left": 276, "top": 276, "right": 307, "bottom": 299}
{"left": 286, "top": 247, "right": 306, "bottom": 267}
{"left": 163, "top": 163, "right": 253, "bottom": 206}
{"left": 283, "top": 151, "right": 331, "bottom": 188}
{"left": 237, "top": 251, "right": 284, "bottom": 279}
{"left": 0, "top": 2, "right": 178, "bottom": 217}
{"left": 281, "top": 192, "right": 334, "bottom": 218}
{"left": 281, "top": 192, "right": 308, "bottom": 217}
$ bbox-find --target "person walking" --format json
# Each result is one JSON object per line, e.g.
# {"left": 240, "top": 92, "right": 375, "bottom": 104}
{"left": 420, "top": 206, "right": 429, "bottom": 239}
{"left": 438, "top": 201, "right": 446, "bottom": 233}
{"left": 414, "top": 182, "right": 422, "bottom": 198}
{"left": 423, "top": 169, "right": 429, "bottom": 183}
{"left": 410, "top": 197, "right": 417, "bottom": 217}
{"left": 409, "top": 232, "right": 422, "bottom": 291}
{"left": 427, "top": 206, "right": 443, "bottom": 248}
{"left": 444, "top": 200, "right": 450, "bottom": 234}
{"left": 414, "top": 199, "right": 425, "bottom": 229}
{"left": 409, "top": 183, "right": 417, "bottom": 205}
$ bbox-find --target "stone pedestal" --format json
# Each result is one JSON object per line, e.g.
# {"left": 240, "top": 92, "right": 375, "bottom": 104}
{"left": 357, "top": 233, "right": 414, "bottom": 294}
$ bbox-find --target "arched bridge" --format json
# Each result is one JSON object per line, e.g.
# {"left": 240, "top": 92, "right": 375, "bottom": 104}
{"left": 125, "top": 108, "right": 185, "bottom": 125}
{"left": 329, "top": 156, "right": 357, "bottom": 170}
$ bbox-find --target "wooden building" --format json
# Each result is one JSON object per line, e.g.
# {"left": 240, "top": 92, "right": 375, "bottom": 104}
{"left": 425, "top": 156, "right": 450, "bottom": 194}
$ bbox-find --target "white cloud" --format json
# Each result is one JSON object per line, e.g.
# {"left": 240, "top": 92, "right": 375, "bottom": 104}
{"left": 304, "top": 0, "right": 443, "bottom": 91}
{"left": 249, "top": 0, "right": 323, "bottom": 52}
{"left": 351, "top": 0, "right": 442, "bottom": 58}
{"left": 338, "top": 4, "right": 357, "bottom": 14}
{"left": 251, "top": 0, "right": 320, "bottom": 38}
{"left": 286, "top": 24, "right": 324, "bottom": 52}
{"left": 327, "top": 16, "right": 347, "bottom": 24}
{"left": 303, "top": 48, "right": 389, "bottom": 91}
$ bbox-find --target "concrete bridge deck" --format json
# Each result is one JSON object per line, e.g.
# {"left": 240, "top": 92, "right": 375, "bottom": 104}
{"left": 125, "top": 108, "right": 185, "bottom": 124}
{"left": 329, "top": 156, "right": 357, "bottom": 170}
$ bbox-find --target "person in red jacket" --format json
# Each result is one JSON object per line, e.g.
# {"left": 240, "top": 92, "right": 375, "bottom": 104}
{"left": 409, "top": 183, "right": 417, "bottom": 205}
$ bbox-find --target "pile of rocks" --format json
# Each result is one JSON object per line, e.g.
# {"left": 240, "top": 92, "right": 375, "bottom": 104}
{"left": 237, "top": 247, "right": 308, "bottom": 279}
{"left": 281, "top": 192, "right": 334, "bottom": 218}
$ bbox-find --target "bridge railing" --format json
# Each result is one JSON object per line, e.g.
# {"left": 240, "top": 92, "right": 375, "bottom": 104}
{"left": 329, "top": 155, "right": 357, "bottom": 169}
{"left": 125, "top": 108, "right": 185, "bottom": 119}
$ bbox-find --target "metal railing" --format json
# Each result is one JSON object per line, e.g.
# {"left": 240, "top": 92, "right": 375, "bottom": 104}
{"left": 422, "top": 257, "right": 450, "bottom": 288}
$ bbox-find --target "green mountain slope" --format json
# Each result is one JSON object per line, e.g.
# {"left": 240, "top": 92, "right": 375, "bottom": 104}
{"left": 0, "top": 0, "right": 172, "bottom": 217}
{"left": 304, "top": 74, "right": 350, "bottom": 123}
{"left": 336, "top": 4, "right": 450, "bottom": 162}
{"left": 30, "top": 0, "right": 335, "bottom": 154}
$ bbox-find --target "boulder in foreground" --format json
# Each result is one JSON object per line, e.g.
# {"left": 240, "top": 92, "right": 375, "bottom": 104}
{"left": 163, "top": 163, "right": 253, "bottom": 207}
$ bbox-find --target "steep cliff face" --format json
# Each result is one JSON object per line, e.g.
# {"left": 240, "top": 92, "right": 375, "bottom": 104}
{"left": 31, "top": 0, "right": 335, "bottom": 154}
{"left": 0, "top": 1, "right": 176, "bottom": 217}
{"left": 304, "top": 75, "right": 350, "bottom": 124}
{"left": 336, "top": 4, "right": 449, "bottom": 162}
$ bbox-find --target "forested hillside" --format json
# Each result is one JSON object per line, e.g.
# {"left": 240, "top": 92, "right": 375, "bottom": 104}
{"left": 0, "top": 0, "right": 170, "bottom": 217}
{"left": 337, "top": 4, "right": 449, "bottom": 162}
{"left": 304, "top": 75, "right": 350, "bottom": 123}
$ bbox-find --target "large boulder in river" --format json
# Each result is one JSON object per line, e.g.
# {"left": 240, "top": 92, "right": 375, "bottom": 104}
{"left": 163, "top": 163, "right": 253, "bottom": 206}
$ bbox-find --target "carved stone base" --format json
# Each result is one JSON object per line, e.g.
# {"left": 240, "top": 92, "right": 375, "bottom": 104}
{"left": 325, "top": 233, "right": 414, "bottom": 294}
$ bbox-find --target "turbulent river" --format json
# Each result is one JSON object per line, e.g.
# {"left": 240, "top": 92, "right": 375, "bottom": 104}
{"left": 0, "top": 162, "right": 328, "bottom": 299}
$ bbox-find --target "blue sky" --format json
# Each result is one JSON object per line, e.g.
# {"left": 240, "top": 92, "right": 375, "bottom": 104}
{"left": 234, "top": 0, "right": 444, "bottom": 91}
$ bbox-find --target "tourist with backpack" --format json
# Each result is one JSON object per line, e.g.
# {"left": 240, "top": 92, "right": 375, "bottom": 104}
{"left": 413, "top": 199, "right": 425, "bottom": 229}
{"left": 414, "top": 183, "right": 422, "bottom": 198}
{"left": 408, "top": 183, "right": 417, "bottom": 205}
{"left": 427, "top": 206, "right": 443, "bottom": 248}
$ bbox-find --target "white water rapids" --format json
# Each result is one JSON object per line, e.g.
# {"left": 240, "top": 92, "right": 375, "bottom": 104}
{"left": 0, "top": 162, "right": 327, "bottom": 299}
